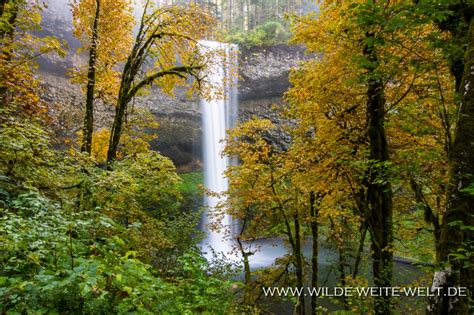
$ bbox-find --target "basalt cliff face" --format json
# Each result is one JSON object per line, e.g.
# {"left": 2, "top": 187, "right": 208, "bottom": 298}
{"left": 39, "top": 2, "right": 307, "bottom": 170}
{"left": 41, "top": 45, "right": 307, "bottom": 170}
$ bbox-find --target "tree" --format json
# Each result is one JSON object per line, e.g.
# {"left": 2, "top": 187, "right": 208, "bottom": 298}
{"left": 285, "top": 135, "right": 334, "bottom": 314}
{"left": 106, "top": 2, "right": 215, "bottom": 165}
{"left": 288, "top": 0, "right": 460, "bottom": 313}
{"left": 223, "top": 118, "right": 309, "bottom": 314}
{"left": 0, "top": 1, "right": 240, "bottom": 314}
{"left": 290, "top": 1, "right": 396, "bottom": 310}
{"left": 0, "top": 0, "right": 18, "bottom": 62}
{"left": 286, "top": 51, "right": 369, "bottom": 313}
{"left": 71, "top": 0, "right": 134, "bottom": 155}
{"left": 0, "top": 0, "right": 63, "bottom": 113}
{"left": 426, "top": 2, "right": 474, "bottom": 313}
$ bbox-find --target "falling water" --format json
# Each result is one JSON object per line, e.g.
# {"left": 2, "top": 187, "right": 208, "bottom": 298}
{"left": 200, "top": 41, "right": 238, "bottom": 255}
{"left": 198, "top": 42, "right": 332, "bottom": 270}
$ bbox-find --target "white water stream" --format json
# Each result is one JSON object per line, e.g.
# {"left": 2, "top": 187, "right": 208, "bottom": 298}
{"left": 198, "top": 41, "right": 312, "bottom": 268}
{"left": 200, "top": 40, "right": 238, "bottom": 255}
{"left": 198, "top": 41, "right": 303, "bottom": 269}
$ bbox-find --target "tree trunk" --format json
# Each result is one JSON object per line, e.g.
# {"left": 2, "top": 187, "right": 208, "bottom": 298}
{"left": 309, "top": 192, "right": 318, "bottom": 315}
{"left": 0, "top": 0, "right": 18, "bottom": 107}
{"left": 107, "top": 88, "right": 129, "bottom": 164}
{"left": 242, "top": 250, "right": 251, "bottom": 302}
{"left": 409, "top": 178, "right": 441, "bottom": 253}
{"left": 428, "top": 16, "right": 474, "bottom": 315}
{"left": 228, "top": 0, "right": 232, "bottom": 29}
{"left": 275, "top": 0, "right": 279, "bottom": 19}
{"left": 238, "top": 0, "right": 244, "bottom": 30}
{"left": 106, "top": 42, "right": 137, "bottom": 165}
{"left": 275, "top": 184, "right": 303, "bottom": 315}
{"left": 81, "top": 0, "right": 100, "bottom": 155}
{"left": 237, "top": 214, "right": 253, "bottom": 305}
{"left": 364, "top": 30, "right": 394, "bottom": 315}
{"left": 352, "top": 222, "right": 367, "bottom": 279}
{"left": 243, "top": 0, "right": 249, "bottom": 31}
{"left": 0, "top": 0, "right": 15, "bottom": 40}
{"left": 252, "top": 1, "right": 257, "bottom": 29}
{"left": 294, "top": 209, "right": 305, "bottom": 315}
{"left": 338, "top": 242, "right": 349, "bottom": 310}
{"left": 0, "top": 0, "right": 8, "bottom": 18}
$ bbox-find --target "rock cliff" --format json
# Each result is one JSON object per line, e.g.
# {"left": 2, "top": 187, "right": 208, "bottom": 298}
{"left": 38, "top": 1, "right": 308, "bottom": 169}
{"left": 40, "top": 44, "right": 307, "bottom": 169}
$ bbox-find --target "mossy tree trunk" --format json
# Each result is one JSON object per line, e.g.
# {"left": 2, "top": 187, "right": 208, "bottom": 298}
{"left": 81, "top": 0, "right": 100, "bottom": 155}
{"left": 428, "top": 14, "right": 474, "bottom": 315}
{"left": 236, "top": 213, "right": 253, "bottom": 305}
{"left": 0, "top": 0, "right": 18, "bottom": 107}
{"left": 309, "top": 192, "right": 318, "bottom": 315}
{"left": 294, "top": 208, "right": 305, "bottom": 315}
{"left": 364, "top": 29, "right": 394, "bottom": 315}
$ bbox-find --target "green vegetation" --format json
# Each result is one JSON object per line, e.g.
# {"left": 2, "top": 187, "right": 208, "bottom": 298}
{"left": 178, "top": 171, "right": 204, "bottom": 211}
{"left": 0, "top": 1, "right": 234, "bottom": 313}
{"left": 0, "top": 112, "right": 235, "bottom": 313}
{"left": 1, "top": 0, "right": 473, "bottom": 314}
{"left": 0, "top": 191, "right": 233, "bottom": 314}
{"left": 224, "top": 20, "right": 291, "bottom": 48}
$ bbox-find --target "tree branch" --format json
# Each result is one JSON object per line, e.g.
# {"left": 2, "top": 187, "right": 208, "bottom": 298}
{"left": 126, "top": 65, "right": 203, "bottom": 100}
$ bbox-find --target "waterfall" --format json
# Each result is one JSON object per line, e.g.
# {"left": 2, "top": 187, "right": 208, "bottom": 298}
{"left": 200, "top": 41, "right": 238, "bottom": 255}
